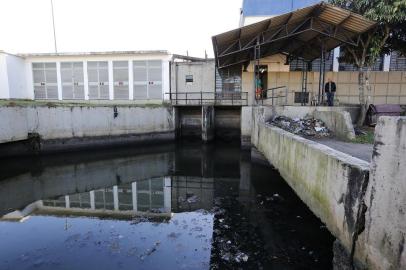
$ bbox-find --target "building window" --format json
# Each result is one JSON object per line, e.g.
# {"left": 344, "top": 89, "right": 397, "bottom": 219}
{"left": 133, "top": 60, "right": 162, "bottom": 100}
{"left": 390, "top": 51, "right": 406, "bottom": 71}
{"left": 215, "top": 66, "right": 242, "bottom": 92}
{"left": 87, "top": 61, "right": 109, "bottom": 100}
{"left": 61, "top": 62, "right": 84, "bottom": 100}
{"left": 185, "top": 75, "right": 193, "bottom": 83}
{"left": 339, "top": 51, "right": 384, "bottom": 71}
{"left": 32, "top": 62, "right": 58, "bottom": 99}
{"left": 289, "top": 51, "right": 334, "bottom": 71}
{"left": 113, "top": 61, "right": 129, "bottom": 100}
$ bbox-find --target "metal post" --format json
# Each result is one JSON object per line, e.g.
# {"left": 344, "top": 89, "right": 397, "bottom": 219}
{"left": 321, "top": 51, "right": 326, "bottom": 104}
{"left": 50, "top": 0, "right": 58, "bottom": 53}
{"left": 232, "top": 92, "right": 234, "bottom": 105}
{"left": 272, "top": 88, "right": 274, "bottom": 106}
{"left": 285, "top": 87, "right": 288, "bottom": 105}
{"left": 318, "top": 42, "right": 324, "bottom": 105}
{"left": 253, "top": 38, "right": 260, "bottom": 104}
{"left": 200, "top": 91, "right": 202, "bottom": 105}
{"left": 301, "top": 60, "right": 309, "bottom": 106}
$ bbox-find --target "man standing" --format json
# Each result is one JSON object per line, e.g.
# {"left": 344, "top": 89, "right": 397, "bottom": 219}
{"left": 324, "top": 78, "right": 336, "bottom": 106}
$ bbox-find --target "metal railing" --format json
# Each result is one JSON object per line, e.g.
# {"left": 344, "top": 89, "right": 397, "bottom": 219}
{"left": 258, "top": 86, "right": 288, "bottom": 105}
{"left": 166, "top": 91, "right": 248, "bottom": 106}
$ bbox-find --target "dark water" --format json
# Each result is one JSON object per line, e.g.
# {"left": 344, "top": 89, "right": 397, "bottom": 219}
{"left": 0, "top": 141, "right": 334, "bottom": 270}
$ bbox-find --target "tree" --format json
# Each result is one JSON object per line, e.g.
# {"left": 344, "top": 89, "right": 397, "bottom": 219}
{"left": 329, "top": 0, "right": 406, "bottom": 126}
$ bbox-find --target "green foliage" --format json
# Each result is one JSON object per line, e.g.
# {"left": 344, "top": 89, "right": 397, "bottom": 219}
{"left": 329, "top": 0, "right": 406, "bottom": 68}
{"left": 351, "top": 129, "right": 375, "bottom": 144}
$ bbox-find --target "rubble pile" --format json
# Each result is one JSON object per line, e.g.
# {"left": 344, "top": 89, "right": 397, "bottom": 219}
{"left": 268, "top": 116, "right": 331, "bottom": 138}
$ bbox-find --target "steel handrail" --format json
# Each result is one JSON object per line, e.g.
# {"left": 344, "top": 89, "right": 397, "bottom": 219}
{"left": 166, "top": 91, "right": 248, "bottom": 106}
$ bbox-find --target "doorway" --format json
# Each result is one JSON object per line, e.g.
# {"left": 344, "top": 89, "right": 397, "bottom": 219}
{"left": 255, "top": 65, "right": 268, "bottom": 99}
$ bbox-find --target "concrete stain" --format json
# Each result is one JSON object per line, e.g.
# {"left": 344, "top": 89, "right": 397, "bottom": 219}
{"left": 372, "top": 140, "right": 384, "bottom": 159}
{"left": 343, "top": 166, "right": 366, "bottom": 233}
{"left": 345, "top": 167, "right": 369, "bottom": 268}
{"left": 397, "top": 234, "right": 405, "bottom": 268}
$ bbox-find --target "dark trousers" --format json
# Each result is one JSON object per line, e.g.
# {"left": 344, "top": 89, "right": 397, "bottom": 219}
{"left": 326, "top": 92, "right": 334, "bottom": 106}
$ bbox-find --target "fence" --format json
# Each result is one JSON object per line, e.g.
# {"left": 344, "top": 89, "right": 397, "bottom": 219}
{"left": 166, "top": 92, "right": 248, "bottom": 106}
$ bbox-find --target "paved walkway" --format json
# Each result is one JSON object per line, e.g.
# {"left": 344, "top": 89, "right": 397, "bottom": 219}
{"left": 311, "top": 138, "right": 373, "bottom": 162}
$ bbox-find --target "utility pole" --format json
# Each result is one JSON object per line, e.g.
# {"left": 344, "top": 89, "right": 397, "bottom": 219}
{"left": 50, "top": 0, "right": 58, "bottom": 53}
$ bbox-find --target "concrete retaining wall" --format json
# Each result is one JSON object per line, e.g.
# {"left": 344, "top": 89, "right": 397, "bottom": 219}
{"left": 0, "top": 104, "right": 175, "bottom": 153}
{"left": 252, "top": 115, "right": 370, "bottom": 261}
{"left": 250, "top": 105, "right": 357, "bottom": 141}
{"left": 273, "top": 105, "right": 360, "bottom": 125}
{"left": 356, "top": 116, "right": 406, "bottom": 270}
{"left": 252, "top": 108, "right": 406, "bottom": 269}
{"left": 241, "top": 106, "right": 252, "bottom": 148}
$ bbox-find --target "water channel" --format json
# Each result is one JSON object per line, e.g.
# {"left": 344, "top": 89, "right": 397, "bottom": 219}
{"left": 0, "top": 140, "right": 334, "bottom": 269}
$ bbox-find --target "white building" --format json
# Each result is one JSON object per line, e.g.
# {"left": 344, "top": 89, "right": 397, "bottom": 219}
{"left": 0, "top": 50, "right": 172, "bottom": 101}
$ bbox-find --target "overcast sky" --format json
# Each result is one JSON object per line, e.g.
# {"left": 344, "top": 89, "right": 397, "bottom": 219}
{"left": 0, "top": 0, "right": 242, "bottom": 57}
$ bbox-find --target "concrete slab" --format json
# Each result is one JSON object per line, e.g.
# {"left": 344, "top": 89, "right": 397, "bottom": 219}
{"left": 311, "top": 138, "right": 373, "bottom": 162}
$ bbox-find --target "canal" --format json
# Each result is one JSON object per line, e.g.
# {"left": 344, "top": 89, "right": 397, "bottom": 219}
{"left": 0, "top": 140, "right": 334, "bottom": 270}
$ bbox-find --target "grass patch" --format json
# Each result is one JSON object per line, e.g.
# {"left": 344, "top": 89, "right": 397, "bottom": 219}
{"left": 351, "top": 128, "right": 374, "bottom": 144}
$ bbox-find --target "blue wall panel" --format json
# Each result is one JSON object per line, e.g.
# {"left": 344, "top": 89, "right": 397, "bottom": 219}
{"left": 242, "top": 0, "right": 321, "bottom": 16}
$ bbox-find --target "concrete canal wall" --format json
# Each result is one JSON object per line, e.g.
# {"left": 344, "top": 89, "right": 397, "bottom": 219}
{"left": 357, "top": 116, "right": 406, "bottom": 270}
{"left": 0, "top": 104, "right": 175, "bottom": 154}
{"left": 252, "top": 107, "right": 406, "bottom": 270}
{"left": 252, "top": 107, "right": 370, "bottom": 265}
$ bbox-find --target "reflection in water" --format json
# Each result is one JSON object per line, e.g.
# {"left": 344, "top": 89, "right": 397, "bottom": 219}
{"left": 0, "top": 141, "right": 334, "bottom": 270}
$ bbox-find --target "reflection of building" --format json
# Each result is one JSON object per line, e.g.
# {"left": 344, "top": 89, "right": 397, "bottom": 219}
{"left": 0, "top": 143, "right": 251, "bottom": 222}
{"left": 2, "top": 175, "right": 221, "bottom": 221}
{"left": 171, "top": 176, "right": 214, "bottom": 211}
{"left": 42, "top": 177, "right": 172, "bottom": 215}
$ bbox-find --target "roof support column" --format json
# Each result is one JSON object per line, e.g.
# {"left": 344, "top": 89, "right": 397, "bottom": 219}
{"left": 253, "top": 38, "right": 261, "bottom": 104}
{"left": 318, "top": 41, "right": 326, "bottom": 105}
{"left": 333, "top": 47, "right": 340, "bottom": 72}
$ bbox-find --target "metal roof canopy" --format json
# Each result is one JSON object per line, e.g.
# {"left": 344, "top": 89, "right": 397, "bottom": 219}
{"left": 212, "top": 2, "right": 377, "bottom": 69}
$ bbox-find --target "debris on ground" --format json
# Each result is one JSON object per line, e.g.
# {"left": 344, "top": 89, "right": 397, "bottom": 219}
{"left": 178, "top": 194, "right": 199, "bottom": 204}
{"left": 268, "top": 116, "right": 331, "bottom": 138}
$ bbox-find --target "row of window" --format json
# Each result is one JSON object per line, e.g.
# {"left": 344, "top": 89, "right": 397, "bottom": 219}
{"left": 289, "top": 51, "right": 406, "bottom": 71}
{"left": 32, "top": 60, "right": 163, "bottom": 100}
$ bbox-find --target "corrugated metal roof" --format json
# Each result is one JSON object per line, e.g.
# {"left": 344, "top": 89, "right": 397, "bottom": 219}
{"left": 213, "top": 2, "right": 377, "bottom": 69}
{"left": 242, "top": 0, "right": 321, "bottom": 16}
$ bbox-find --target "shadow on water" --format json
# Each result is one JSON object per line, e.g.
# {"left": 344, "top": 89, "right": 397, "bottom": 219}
{"left": 0, "top": 139, "right": 334, "bottom": 270}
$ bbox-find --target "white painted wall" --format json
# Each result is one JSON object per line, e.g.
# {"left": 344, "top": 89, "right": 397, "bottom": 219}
{"left": 0, "top": 52, "right": 31, "bottom": 99}
{"left": 6, "top": 54, "right": 29, "bottom": 99}
{"left": 171, "top": 61, "right": 215, "bottom": 94}
{"left": 0, "top": 53, "right": 10, "bottom": 99}
{"left": 1, "top": 52, "right": 172, "bottom": 101}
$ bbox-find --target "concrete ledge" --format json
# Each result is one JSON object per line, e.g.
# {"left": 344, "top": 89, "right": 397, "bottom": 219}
{"left": 0, "top": 131, "right": 174, "bottom": 157}
{"left": 0, "top": 105, "right": 175, "bottom": 145}
{"left": 253, "top": 121, "right": 370, "bottom": 266}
